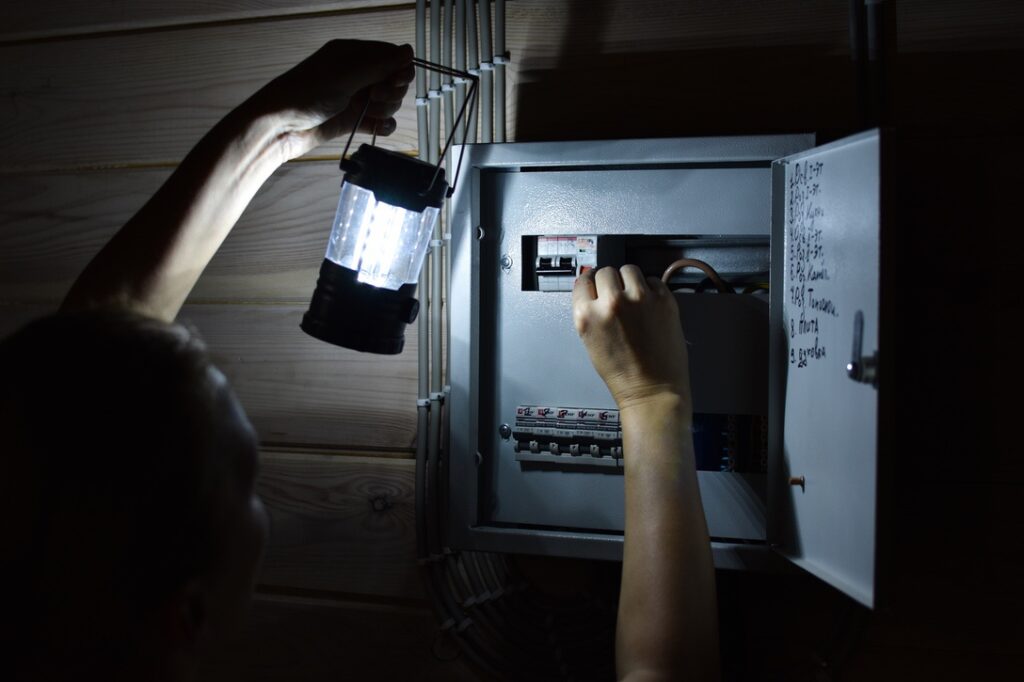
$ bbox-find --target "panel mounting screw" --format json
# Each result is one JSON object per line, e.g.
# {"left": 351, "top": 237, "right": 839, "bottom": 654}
{"left": 500, "top": 254, "right": 513, "bottom": 271}
{"left": 788, "top": 475, "right": 806, "bottom": 491}
{"left": 498, "top": 423, "right": 512, "bottom": 440}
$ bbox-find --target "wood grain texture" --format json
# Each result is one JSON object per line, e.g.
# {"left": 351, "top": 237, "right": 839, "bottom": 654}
{"left": 0, "top": 1, "right": 410, "bottom": 42}
{"left": 0, "top": 303, "right": 420, "bottom": 450}
{"left": 197, "top": 594, "right": 479, "bottom": 682}
{"left": 255, "top": 451, "right": 423, "bottom": 599}
{"left": 3, "top": 1, "right": 1022, "bottom": 171}
{"left": 0, "top": 0, "right": 853, "bottom": 172}
{"left": 0, "top": 9, "right": 422, "bottom": 171}
{"left": 0, "top": 162, "right": 351, "bottom": 303}
{"left": 898, "top": 0, "right": 1024, "bottom": 52}
{"left": 182, "top": 305, "right": 419, "bottom": 450}
{"left": 6, "top": 0, "right": 1019, "bottom": 51}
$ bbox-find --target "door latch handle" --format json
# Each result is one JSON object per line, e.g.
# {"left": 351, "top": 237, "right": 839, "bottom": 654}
{"left": 847, "top": 310, "right": 878, "bottom": 387}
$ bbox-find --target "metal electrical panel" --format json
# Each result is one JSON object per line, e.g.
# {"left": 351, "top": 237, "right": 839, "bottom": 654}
{"left": 446, "top": 133, "right": 885, "bottom": 607}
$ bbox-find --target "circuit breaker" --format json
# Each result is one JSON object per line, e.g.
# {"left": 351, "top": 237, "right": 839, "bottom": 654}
{"left": 447, "top": 133, "right": 886, "bottom": 607}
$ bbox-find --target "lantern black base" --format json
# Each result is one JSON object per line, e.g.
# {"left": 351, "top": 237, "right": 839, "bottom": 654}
{"left": 301, "top": 260, "right": 419, "bottom": 355}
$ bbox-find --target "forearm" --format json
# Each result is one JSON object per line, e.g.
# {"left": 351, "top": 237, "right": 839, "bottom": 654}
{"left": 61, "top": 106, "right": 289, "bottom": 322}
{"left": 617, "top": 395, "right": 720, "bottom": 681}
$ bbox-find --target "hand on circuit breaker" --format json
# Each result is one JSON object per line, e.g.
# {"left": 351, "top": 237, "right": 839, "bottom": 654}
{"left": 238, "top": 40, "right": 415, "bottom": 162}
{"left": 572, "top": 265, "right": 693, "bottom": 419}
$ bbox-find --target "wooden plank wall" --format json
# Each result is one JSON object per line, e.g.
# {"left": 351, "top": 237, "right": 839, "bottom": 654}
{"left": 2, "top": 1, "right": 1022, "bottom": 680}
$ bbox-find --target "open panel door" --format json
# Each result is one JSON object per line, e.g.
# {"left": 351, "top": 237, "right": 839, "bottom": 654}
{"left": 768, "top": 130, "right": 882, "bottom": 607}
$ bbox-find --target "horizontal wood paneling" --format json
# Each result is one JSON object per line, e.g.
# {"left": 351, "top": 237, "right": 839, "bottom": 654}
{"left": 183, "top": 305, "right": 419, "bottom": 450}
{"left": 5, "top": 1, "right": 1018, "bottom": 172}
{"left": 0, "top": 1, "right": 409, "bottom": 42}
{"left": 255, "top": 451, "right": 423, "bottom": 599}
{"left": 197, "top": 594, "right": 478, "bottom": 681}
{"left": 0, "top": 303, "right": 420, "bottom": 450}
{"left": 6, "top": 0, "right": 1021, "bottom": 53}
{"left": 0, "top": 162, "right": 348, "bottom": 303}
{"left": 0, "top": 0, "right": 851, "bottom": 172}
{"left": 898, "top": 0, "right": 1024, "bottom": 52}
{"left": 0, "top": 10, "right": 421, "bottom": 171}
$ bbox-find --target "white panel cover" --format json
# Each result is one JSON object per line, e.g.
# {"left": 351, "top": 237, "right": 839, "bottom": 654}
{"left": 771, "top": 131, "right": 881, "bottom": 607}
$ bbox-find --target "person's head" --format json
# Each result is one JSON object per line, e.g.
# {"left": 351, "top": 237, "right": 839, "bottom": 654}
{"left": 1, "top": 310, "right": 268, "bottom": 681}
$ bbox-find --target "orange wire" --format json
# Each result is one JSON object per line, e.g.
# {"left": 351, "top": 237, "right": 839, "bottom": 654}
{"left": 660, "top": 258, "right": 731, "bottom": 294}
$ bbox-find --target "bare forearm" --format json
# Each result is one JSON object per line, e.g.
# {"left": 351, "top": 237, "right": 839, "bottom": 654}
{"left": 617, "top": 395, "right": 720, "bottom": 681}
{"left": 60, "top": 42, "right": 414, "bottom": 322}
{"left": 61, "top": 107, "right": 288, "bottom": 321}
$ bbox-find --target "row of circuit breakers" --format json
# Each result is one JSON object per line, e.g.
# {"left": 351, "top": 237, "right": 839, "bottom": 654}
{"left": 511, "top": 234, "right": 770, "bottom": 474}
{"left": 511, "top": 404, "right": 768, "bottom": 473}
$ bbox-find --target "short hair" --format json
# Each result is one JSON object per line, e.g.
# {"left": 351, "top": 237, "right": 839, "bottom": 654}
{"left": 1, "top": 310, "right": 249, "bottom": 674}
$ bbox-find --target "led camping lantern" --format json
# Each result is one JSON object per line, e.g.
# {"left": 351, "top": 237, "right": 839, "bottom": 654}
{"left": 301, "top": 145, "right": 446, "bottom": 354}
{"left": 301, "top": 58, "right": 477, "bottom": 354}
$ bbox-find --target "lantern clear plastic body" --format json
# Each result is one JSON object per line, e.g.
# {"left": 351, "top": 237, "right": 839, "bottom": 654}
{"left": 324, "top": 182, "right": 440, "bottom": 290}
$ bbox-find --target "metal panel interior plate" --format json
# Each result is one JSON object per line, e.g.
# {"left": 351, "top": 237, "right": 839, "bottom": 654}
{"left": 448, "top": 136, "right": 814, "bottom": 562}
{"left": 768, "top": 130, "right": 881, "bottom": 607}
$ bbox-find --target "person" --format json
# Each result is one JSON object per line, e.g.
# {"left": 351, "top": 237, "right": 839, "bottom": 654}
{"left": 2, "top": 40, "right": 416, "bottom": 682}
{"left": 0, "top": 39, "right": 719, "bottom": 681}
{"left": 573, "top": 266, "right": 721, "bottom": 681}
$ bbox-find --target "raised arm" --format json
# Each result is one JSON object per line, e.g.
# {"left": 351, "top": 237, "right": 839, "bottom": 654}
{"left": 573, "top": 265, "right": 720, "bottom": 682}
{"left": 62, "top": 40, "right": 414, "bottom": 322}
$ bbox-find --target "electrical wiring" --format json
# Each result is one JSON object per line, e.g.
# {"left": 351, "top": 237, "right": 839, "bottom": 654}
{"left": 411, "top": 5, "right": 617, "bottom": 679}
{"left": 661, "top": 257, "right": 732, "bottom": 293}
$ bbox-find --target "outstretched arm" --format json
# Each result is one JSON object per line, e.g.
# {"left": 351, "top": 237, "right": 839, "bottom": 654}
{"left": 573, "top": 265, "right": 720, "bottom": 682}
{"left": 62, "top": 40, "right": 414, "bottom": 322}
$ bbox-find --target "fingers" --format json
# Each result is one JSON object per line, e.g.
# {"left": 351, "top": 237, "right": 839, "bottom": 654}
{"left": 620, "top": 264, "right": 649, "bottom": 300}
{"left": 321, "top": 40, "right": 414, "bottom": 89}
{"left": 571, "top": 268, "right": 597, "bottom": 336}
{"left": 595, "top": 266, "right": 624, "bottom": 299}
{"left": 573, "top": 268, "right": 598, "bottom": 304}
{"left": 370, "top": 80, "right": 410, "bottom": 105}
{"left": 646, "top": 275, "right": 670, "bottom": 295}
{"left": 357, "top": 116, "right": 397, "bottom": 136}
{"left": 387, "top": 63, "right": 416, "bottom": 87}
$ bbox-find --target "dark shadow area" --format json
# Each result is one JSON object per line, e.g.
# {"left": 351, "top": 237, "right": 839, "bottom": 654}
{"left": 517, "top": 46, "right": 857, "bottom": 143}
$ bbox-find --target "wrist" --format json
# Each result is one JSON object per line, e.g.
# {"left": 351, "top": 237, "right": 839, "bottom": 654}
{"left": 193, "top": 107, "right": 289, "bottom": 188}
{"left": 618, "top": 392, "right": 691, "bottom": 429}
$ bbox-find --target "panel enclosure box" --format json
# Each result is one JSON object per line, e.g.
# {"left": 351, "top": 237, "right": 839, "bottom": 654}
{"left": 447, "top": 133, "right": 885, "bottom": 607}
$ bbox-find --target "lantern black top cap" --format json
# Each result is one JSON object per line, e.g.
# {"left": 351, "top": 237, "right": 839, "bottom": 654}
{"left": 340, "top": 144, "right": 447, "bottom": 214}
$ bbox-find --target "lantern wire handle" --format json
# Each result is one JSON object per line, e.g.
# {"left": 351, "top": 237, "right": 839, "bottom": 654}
{"left": 340, "top": 94, "right": 374, "bottom": 163}
{"left": 339, "top": 58, "right": 480, "bottom": 199}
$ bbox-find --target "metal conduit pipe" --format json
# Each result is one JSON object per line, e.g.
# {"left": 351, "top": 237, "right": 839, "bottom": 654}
{"left": 426, "top": 561, "right": 504, "bottom": 678}
{"left": 440, "top": 1, "right": 454, "bottom": 426}
{"left": 479, "top": 0, "right": 493, "bottom": 142}
{"left": 460, "top": 554, "right": 555, "bottom": 659}
{"left": 468, "top": 555, "right": 558, "bottom": 656}
{"left": 414, "top": 0, "right": 430, "bottom": 562}
{"left": 419, "top": 405, "right": 506, "bottom": 678}
{"left": 415, "top": 0, "right": 430, "bottom": 161}
{"left": 494, "top": 0, "right": 507, "bottom": 142}
{"left": 467, "top": 0, "right": 479, "bottom": 143}
{"left": 454, "top": 0, "right": 467, "bottom": 145}
{"left": 427, "top": 397, "right": 443, "bottom": 556}
{"left": 443, "top": 0, "right": 455, "bottom": 158}
{"left": 429, "top": 0, "right": 442, "bottom": 165}
{"left": 443, "top": 557, "right": 543, "bottom": 671}
{"left": 426, "top": 0, "right": 445, "bottom": 559}
{"left": 414, "top": 403, "right": 430, "bottom": 558}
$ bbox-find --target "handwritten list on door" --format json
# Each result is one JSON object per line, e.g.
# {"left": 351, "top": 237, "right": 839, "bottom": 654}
{"left": 786, "top": 159, "right": 839, "bottom": 369}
